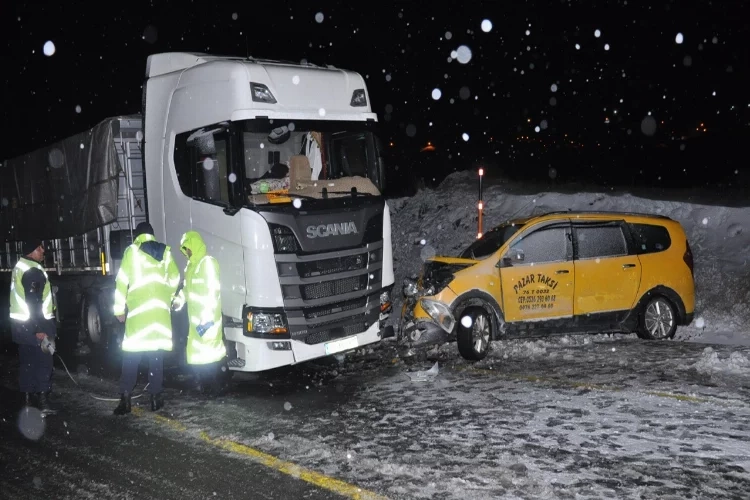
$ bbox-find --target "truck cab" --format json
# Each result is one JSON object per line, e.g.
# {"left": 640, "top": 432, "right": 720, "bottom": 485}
{"left": 143, "top": 53, "right": 394, "bottom": 371}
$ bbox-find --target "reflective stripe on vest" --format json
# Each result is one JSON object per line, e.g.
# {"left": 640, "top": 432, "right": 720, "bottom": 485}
{"left": 9, "top": 258, "right": 54, "bottom": 322}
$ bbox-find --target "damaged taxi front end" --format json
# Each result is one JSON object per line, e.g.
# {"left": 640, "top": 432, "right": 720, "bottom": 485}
{"left": 399, "top": 258, "right": 477, "bottom": 347}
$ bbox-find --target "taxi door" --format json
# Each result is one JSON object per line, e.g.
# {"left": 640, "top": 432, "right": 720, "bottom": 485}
{"left": 498, "top": 221, "right": 575, "bottom": 323}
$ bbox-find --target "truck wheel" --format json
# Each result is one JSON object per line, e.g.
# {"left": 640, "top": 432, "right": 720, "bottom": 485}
{"left": 637, "top": 296, "right": 677, "bottom": 340}
{"left": 457, "top": 307, "right": 493, "bottom": 361}
{"left": 82, "top": 295, "right": 104, "bottom": 346}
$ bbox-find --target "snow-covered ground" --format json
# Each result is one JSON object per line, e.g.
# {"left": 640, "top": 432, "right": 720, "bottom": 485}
{"left": 13, "top": 334, "right": 748, "bottom": 499}
{"left": 387, "top": 172, "right": 750, "bottom": 344}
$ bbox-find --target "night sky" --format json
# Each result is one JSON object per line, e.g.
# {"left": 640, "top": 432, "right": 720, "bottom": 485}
{"left": 2, "top": 0, "right": 749, "bottom": 189}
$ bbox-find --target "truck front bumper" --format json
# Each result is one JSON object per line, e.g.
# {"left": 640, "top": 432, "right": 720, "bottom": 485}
{"left": 225, "top": 321, "right": 391, "bottom": 372}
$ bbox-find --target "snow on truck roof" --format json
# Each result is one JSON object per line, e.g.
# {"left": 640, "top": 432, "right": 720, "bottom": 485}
{"left": 146, "top": 52, "right": 343, "bottom": 79}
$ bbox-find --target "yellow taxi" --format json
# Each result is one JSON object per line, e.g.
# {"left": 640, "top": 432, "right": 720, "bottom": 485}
{"left": 400, "top": 211, "right": 695, "bottom": 360}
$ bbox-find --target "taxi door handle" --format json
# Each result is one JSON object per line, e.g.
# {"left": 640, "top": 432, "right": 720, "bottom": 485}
{"left": 555, "top": 269, "right": 569, "bottom": 274}
{"left": 622, "top": 263, "right": 636, "bottom": 269}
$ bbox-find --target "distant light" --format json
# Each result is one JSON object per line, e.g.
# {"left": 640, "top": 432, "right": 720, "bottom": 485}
{"left": 477, "top": 232, "right": 483, "bottom": 239}
{"left": 478, "top": 168, "right": 484, "bottom": 176}
{"left": 43, "top": 41, "right": 55, "bottom": 56}
{"left": 478, "top": 202, "right": 483, "bottom": 210}
{"left": 481, "top": 19, "right": 493, "bottom": 33}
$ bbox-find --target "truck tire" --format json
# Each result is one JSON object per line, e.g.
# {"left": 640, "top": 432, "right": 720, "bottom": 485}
{"left": 82, "top": 294, "right": 104, "bottom": 347}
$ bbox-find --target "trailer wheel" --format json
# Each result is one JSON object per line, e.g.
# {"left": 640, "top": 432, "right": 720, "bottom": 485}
{"left": 82, "top": 295, "right": 104, "bottom": 346}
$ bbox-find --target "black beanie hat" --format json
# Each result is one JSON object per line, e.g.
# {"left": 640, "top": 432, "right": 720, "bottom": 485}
{"left": 135, "top": 222, "right": 155, "bottom": 237}
{"left": 22, "top": 239, "right": 43, "bottom": 255}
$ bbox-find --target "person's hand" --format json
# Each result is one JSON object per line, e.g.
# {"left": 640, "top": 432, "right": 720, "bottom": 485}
{"left": 35, "top": 333, "right": 47, "bottom": 340}
{"left": 116, "top": 314, "right": 126, "bottom": 323}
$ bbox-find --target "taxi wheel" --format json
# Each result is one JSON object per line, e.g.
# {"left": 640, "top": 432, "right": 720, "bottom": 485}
{"left": 457, "top": 307, "right": 493, "bottom": 361}
{"left": 637, "top": 296, "right": 677, "bottom": 340}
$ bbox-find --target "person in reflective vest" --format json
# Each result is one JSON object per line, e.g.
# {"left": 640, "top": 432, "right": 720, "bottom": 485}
{"left": 9, "top": 239, "right": 58, "bottom": 415}
{"left": 112, "top": 222, "right": 179, "bottom": 414}
{"left": 174, "top": 230, "right": 228, "bottom": 395}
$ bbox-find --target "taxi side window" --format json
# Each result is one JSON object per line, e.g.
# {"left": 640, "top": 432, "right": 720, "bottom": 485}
{"left": 509, "top": 227, "right": 570, "bottom": 264}
{"left": 575, "top": 225, "right": 628, "bottom": 259}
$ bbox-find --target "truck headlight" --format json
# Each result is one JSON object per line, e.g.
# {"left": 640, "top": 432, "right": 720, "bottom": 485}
{"left": 380, "top": 289, "right": 392, "bottom": 313}
{"left": 419, "top": 298, "right": 456, "bottom": 333}
{"left": 244, "top": 308, "right": 289, "bottom": 338}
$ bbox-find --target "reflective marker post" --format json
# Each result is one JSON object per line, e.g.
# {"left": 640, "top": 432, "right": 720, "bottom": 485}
{"left": 477, "top": 168, "right": 484, "bottom": 239}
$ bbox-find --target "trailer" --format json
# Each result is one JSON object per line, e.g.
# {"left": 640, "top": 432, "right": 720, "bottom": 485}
{"left": 1, "top": 52, "right": 395, "bottom": 371}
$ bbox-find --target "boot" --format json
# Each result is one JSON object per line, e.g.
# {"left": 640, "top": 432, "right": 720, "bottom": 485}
{"left": 150, "top": 393, "right": 164, "bottom": 411}
{"left": 113, "top": 393, "right": 131, "bottom": 415}
{"left": 23, "top": 392, "right": 36, "bottom": 408}
{"left": 36, "top": 392, "right": 58, "bottom": 416}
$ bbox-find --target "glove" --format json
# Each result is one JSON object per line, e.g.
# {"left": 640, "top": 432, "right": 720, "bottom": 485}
{"left": 41, "top": 336, "right": 56, "bottom": 356}
{"left": 196, "top": 322, "right": 214, "bottom": 337}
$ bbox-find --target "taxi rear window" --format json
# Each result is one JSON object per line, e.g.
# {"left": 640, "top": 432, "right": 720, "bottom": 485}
{"left": 628, "top": 223, "right": 671, "bottom": 254}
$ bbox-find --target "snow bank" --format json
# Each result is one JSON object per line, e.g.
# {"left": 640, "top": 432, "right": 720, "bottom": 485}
{"left": 387, "top": 171, "right": 750, "bottom": 343}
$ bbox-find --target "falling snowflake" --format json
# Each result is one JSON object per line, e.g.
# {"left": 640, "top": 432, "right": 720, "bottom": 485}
{"left": 675, "top": 33, "right": 684, "bottom": 44}
{"left": 43, "top": 41, "right": 55, "bottom": 56}
{"left": 431, "top": 88, "right": 442, "bottom": 100}
{"left": 575, "top": 43, "right": 581, "bottom": 50}
{"left": 455, "top": 45, "right": 472, "bottom": 64}
{"left": 232, "top": 13, "right": 238, "bottom": 20}
{"left": 75, "top": 105, "right": 81, "bottom": 113}
{"left": 550, "top": 83, "right": 558, "bottom": 92}
{"left": 481, "top": 20, "right": 493, "bottom": 33}
{"left": 594, "top": 29, "right": 601, "bottom": 38}
{"left": 315, "top": 12, "right": 324, "bottom": 23}
{"left": 318, "top": 108, "right": 326, "bottom": 117}
{"left": 462, "top": 133, "right": 470, "bottom": 141}
{"left": 292, "top": 75, "right": 300, "bottom": 85}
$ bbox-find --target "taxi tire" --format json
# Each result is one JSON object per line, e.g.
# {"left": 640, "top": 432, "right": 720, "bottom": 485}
{"left": 637, "top": 296, "right": 678, "bottom": 340}
{"left": 457, "top": 307, "right": 493, "bottom": 361}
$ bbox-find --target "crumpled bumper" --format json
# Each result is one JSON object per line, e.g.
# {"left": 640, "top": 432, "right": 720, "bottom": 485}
{"left": 400, "top": 318, "right": 449, "bottom": 347}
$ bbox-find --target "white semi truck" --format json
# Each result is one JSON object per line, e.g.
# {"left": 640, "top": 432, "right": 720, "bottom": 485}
{"left": 0, "top": 52, "right": 395, "bottom": 372}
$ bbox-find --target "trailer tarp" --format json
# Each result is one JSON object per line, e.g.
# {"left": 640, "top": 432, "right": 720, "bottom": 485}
{"left": 0, "top": 118, "right": 121, "bottom": 242}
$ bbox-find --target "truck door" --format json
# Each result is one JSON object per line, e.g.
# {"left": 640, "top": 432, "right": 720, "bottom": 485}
{"left": 171, "top": 125, "right": 247, "bottom": 323}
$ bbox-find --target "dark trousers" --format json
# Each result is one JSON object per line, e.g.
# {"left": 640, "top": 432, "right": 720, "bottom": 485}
{"left": 192, "top": 359, "right": 228, "bottom": 390}
{"left": 119, "top": 351, "right": 164, "bottom": 395}
{"left": 18, "top": 344, "right": 53, "bottom": 393}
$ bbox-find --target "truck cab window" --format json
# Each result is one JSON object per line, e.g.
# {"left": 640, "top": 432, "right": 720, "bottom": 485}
{"left": 174, "top": 125, "right": 231, "bottom": 205}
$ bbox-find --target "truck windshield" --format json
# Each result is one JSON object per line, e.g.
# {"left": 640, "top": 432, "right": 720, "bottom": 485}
{"left": 459, "top": 223, "right": 525, "bottom": 259}
{"left": 238, "top": 119, "right": 386, "bottom": 206}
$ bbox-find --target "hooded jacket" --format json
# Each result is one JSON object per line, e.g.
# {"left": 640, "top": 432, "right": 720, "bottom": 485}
{"left": 178, "top": 231, "right": 226, "bottom": 365}
{"left": 113, "top": 233, "right": 179, "bottom": 352}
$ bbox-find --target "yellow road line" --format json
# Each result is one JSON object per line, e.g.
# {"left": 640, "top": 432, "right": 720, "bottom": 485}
{"left": 465, "top": 366, "right": 711, "bottom": 403}
{"left": 130, "top": 407, "right": 387, "bottom": 499}
{"left": 200, "top": 432, "right": 388, "bottom": 500}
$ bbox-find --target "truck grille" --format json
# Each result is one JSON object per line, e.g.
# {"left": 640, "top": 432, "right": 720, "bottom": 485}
{"left": 297, "top": 253, "right": 368, "bottom": 278}
{"left": 304, "top": 297, "right": 367, "bottom": 320}
{"left": 301, "top": 275, "right": 368, "bottom": 301}
{"left": 303, "top": 316, "right": 368, "bottom": 345}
